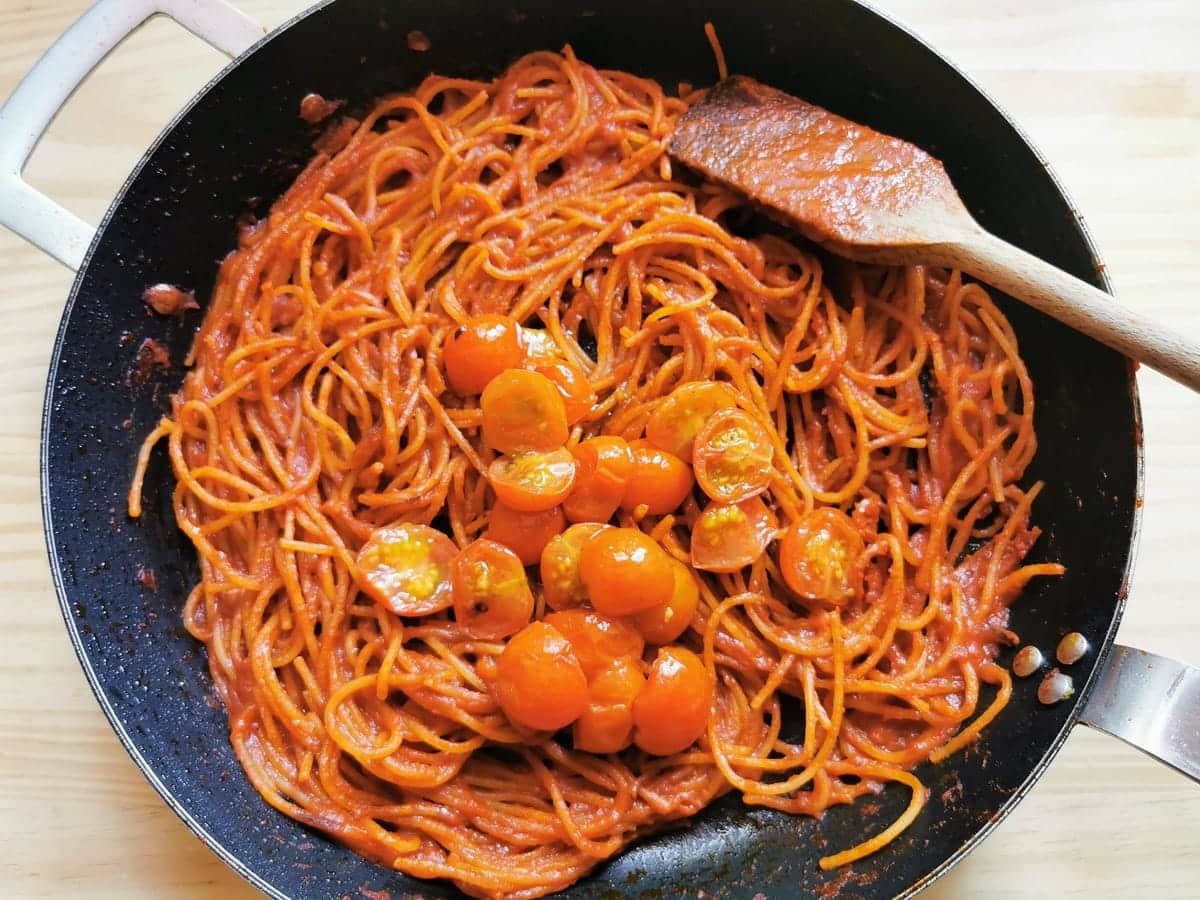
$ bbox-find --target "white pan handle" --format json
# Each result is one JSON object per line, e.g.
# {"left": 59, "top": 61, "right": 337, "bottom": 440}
{"left": 0, "top": 0, "right": 264, "bottom": 271}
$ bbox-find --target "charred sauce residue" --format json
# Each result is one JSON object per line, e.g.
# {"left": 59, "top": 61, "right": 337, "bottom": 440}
{"left": 940, "top": 776, "right": 964, "bottom": 806}
{"left": 136, "top": 566, "right": 158, "bottom": 591}
{"left": 814, "top": 864, "right": 878, "bottom": 898}
{"left": 142, "top": 283, "right": 198, "bottom": 317}
{"left": 299, "top": 92, "right": 344, "bottom": 124}
{"left": 128, "top": 338, "right": 170, "bottom": 386}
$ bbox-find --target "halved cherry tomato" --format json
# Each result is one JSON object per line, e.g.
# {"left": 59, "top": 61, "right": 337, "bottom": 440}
{"left": 574, "top": 656, "right": 645, "bottom": 753}
{"left": 621, "top": 440, "right": 693, "bottom": 516}
{"left": 632, "top": 558, "right": 700, "bottom": 644}
{"left": 443, "top": 315, "right": 524, "bottom": 396}
{"left": 563, "top": 436, "right": 633, "bottom": 523}
{"left": 645, "top": 380, "right": 739, "bottom": 458}
{"left": 520, "top": 327, "right": 559, "bottom": 362}
{"left": 356, "top": 523, "right": 458, "bottom": 615}
{"left": 779, "top": 507, "right": 865, "bottom": 603}
{"left": 540, "top": 522, "right": 609, "bottom": 611}
{"left": 579, "top": 526, "right": 675, "bottom": 615}
{"left": 521, "top": 329, "right": 595, "bottom": 425}
{"left": 693, "top": 408, "right": 774, "bottom": 503}
{"left": 531, "top": 358, "right": 594, "bottom": 425}
{"left": 690, "top": 496, "right": 779, "bottom": 573}
{"left": 451, "top": 539, "right": 534, "bottom": 639}
{"left": 543, "top": 608, "right": 645, "bottom": 678}
{"left": 488, "top": 448, "right": 576, "bottom": 512}
{"left": 495, "top": 621, "right": 588, "bottom": 731}
{"left": 480, "top": 369, "right": 568, "bottom": 454}
{"left": 486, "top": 501, "right": 566, "bottom": 566}
{"left": 633, "top": 646, "right": 712, "bottom": 755}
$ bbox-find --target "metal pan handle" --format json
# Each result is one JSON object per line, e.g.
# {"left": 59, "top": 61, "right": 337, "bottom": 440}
{"left": 0, "top": 0, "right": 264, "bottom": 271}
{"left": 1079, "top": 644, "right": 1200, "bottom": 783}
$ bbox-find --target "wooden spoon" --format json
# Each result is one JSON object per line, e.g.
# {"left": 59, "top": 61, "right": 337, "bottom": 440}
{"left": 670, "top": 76, "right": 1200, "bottom": 392}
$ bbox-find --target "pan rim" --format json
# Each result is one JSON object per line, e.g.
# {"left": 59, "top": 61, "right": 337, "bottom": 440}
{"left": 37, "top": 1, "right": 1144, "bottom": 897}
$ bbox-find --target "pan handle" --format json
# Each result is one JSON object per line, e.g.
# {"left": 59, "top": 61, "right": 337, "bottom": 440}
{"left": 1079, "top": 644, "right": 1200, "bottom": 783}
{"left": 0, "top": 0, "right": 264, "bottom": 271}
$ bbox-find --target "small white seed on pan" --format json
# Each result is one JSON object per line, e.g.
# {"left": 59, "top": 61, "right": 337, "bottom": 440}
{"left": 1037, "top": 669, "right": 1075, "bottom": 705}
{"left": 1011, "top": 646, "right": 1044, "bottom": 678}
{"left": 1056, "top": 632, "right": 1089, "bottom": 665}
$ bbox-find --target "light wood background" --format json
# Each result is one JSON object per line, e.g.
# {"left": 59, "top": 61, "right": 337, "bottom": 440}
{"left": 2, "top": 0, "right": 1198, "bottom": 896}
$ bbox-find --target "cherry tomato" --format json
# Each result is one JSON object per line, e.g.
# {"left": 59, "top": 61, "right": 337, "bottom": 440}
{"left": 631, "top": 558, "right": 700, "bottom": 644}
{"left": 621, "top": 440, "right": 694, "bottom": 516}
{"left": 520, "top": 329, "right": 595, "bottom": 424}
{"left": 356, "top": 523, "right": 458, "bottom": 615}
{"left": 543, "top": 608, "right": 645, "bottom": 678}
{"left": 486, "top": 501, "right": 566, "bottom": 566}
{"left": 563, "top": 436, "right": 634, "bottom": 523}
{"left": 520, "top": 327, "right": 559, "bottom": 362}
{"left": 495, "top": 622, "right": 588, "bottom": 731}
{"left": 779, "top": 507, "right": 865, "bottom": 603}
{"left": 531, "top": 358, "right": 594, "bottom": 425}
{"left": 540, "top": 522, "right": 609, "bottom": 611}
{"left": 645, "top": 380, "right": 739, "bottom": 458}
{"left": 690, "top": 496, "right": 779, "bottom": 573}
{"left": 693, "top": 408, "right": 774, "bottom": 503}
{"left": 443, "top": 315, "right": 524, "bottom": 396}
{"left": 451, "top": 539, "right": 534, "bottom": 639}
{"left": 573, "top": 655, "right": 645, "bottom": 753}
{"left": 488, "top": 448, "right": 576, "bottom": 512}
{"left": 633, "top": 646, "right": 712, "bottom": 755}
{"left": 579, "top": 526, "right": 675, "bottom": 615}
{"left": 480, "top": 369, "right": 568, "bottom": 454}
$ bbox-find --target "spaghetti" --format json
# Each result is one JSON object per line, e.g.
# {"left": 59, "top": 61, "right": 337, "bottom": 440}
{"left": 131, "top": 47, "right": 1062, "bottom": 898}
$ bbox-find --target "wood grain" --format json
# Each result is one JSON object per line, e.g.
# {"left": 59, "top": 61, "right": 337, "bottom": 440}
{"left": 1, "top": 1, "right": 1197, "bottom": 897}
{"left": 954, "top": 228, "right": 1200, "bottom": 392}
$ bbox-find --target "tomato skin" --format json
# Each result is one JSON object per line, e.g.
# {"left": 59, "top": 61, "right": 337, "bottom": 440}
{"left": 540, "top": 522, "right": 609, "bottom": 611}
{"left": 645, "top": 380, "right": 739, "bottom": 458}
{"left": 690, "top": 496, "right": 779, "bottom": 573}
{"left": 443, "top": 315, "right": 524, "bottom": 395}
{"left": 531, "top": 358, "right": 594, "bottom": 426}
{"left": 693, "top": 408, "right": 774, "bottom": 503}
{"left": 488, "top": 448, "right": 577, "bottom": 512}
{"left": 579, "top": 527, "right": 675, "bottom": 615}
{"left": 356, "top": 523, "right": 458, "bottom": 615}
{"left": 543, "top": 608, "right": 645, "bottom": 678}
{"left": 520, "top": 329, "right": 595, "bottom": 424}
{"left": 621, "top": 440, "right": 694, "bottom": 516}
{"left": 633, "top": 646, "right": 712, "bottom": 755}
{"left": 486, "top": 502, "right": 566, "bottom": 566}
{"left": 480, "top": 369, "right": 569, "bottom": 454}
{"left": 563, "top": 436, "right": 633, "bottom": 524}
{"left": 451, "top": 540, "right": 534, "bottom": 640}
{"left": 519, "top": 327, "right": 560, "bottom": 362}
{"left": 495, "top": 622, "right": 588, "bottom": 731}
{"left": 779, "top": 507, "right": 865, "bottom": 602}
{"left": 573, "top": 656, "right": 645, "bottom": 753}
{"left": 632, "top": 558, "right": 700, "bottom": 644}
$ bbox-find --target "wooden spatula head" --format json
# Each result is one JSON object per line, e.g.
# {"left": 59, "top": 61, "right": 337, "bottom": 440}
{"left": 670, "top": 76, "right": 1200, "bottom": 393}
{"left": 670, "top": 76, "right": 974, "bottom": 263}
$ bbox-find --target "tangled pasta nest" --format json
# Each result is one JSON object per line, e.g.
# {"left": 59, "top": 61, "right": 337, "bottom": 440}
{"left": 131, "top": 47, "right": 1060, "bottom": 898}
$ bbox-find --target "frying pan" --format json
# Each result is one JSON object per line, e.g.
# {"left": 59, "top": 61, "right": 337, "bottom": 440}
{"left": 4, "top": 0, "right": 1197, "bottom": 896}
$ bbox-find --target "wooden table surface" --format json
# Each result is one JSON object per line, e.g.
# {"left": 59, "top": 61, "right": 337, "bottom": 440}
{"left": 2, "top": 1, "right": 1198, "bottom": 896}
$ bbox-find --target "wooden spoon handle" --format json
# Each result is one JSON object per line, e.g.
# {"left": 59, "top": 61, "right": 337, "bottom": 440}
{"left": 951, "top": 228, "right": 1200, "bottom": 392}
